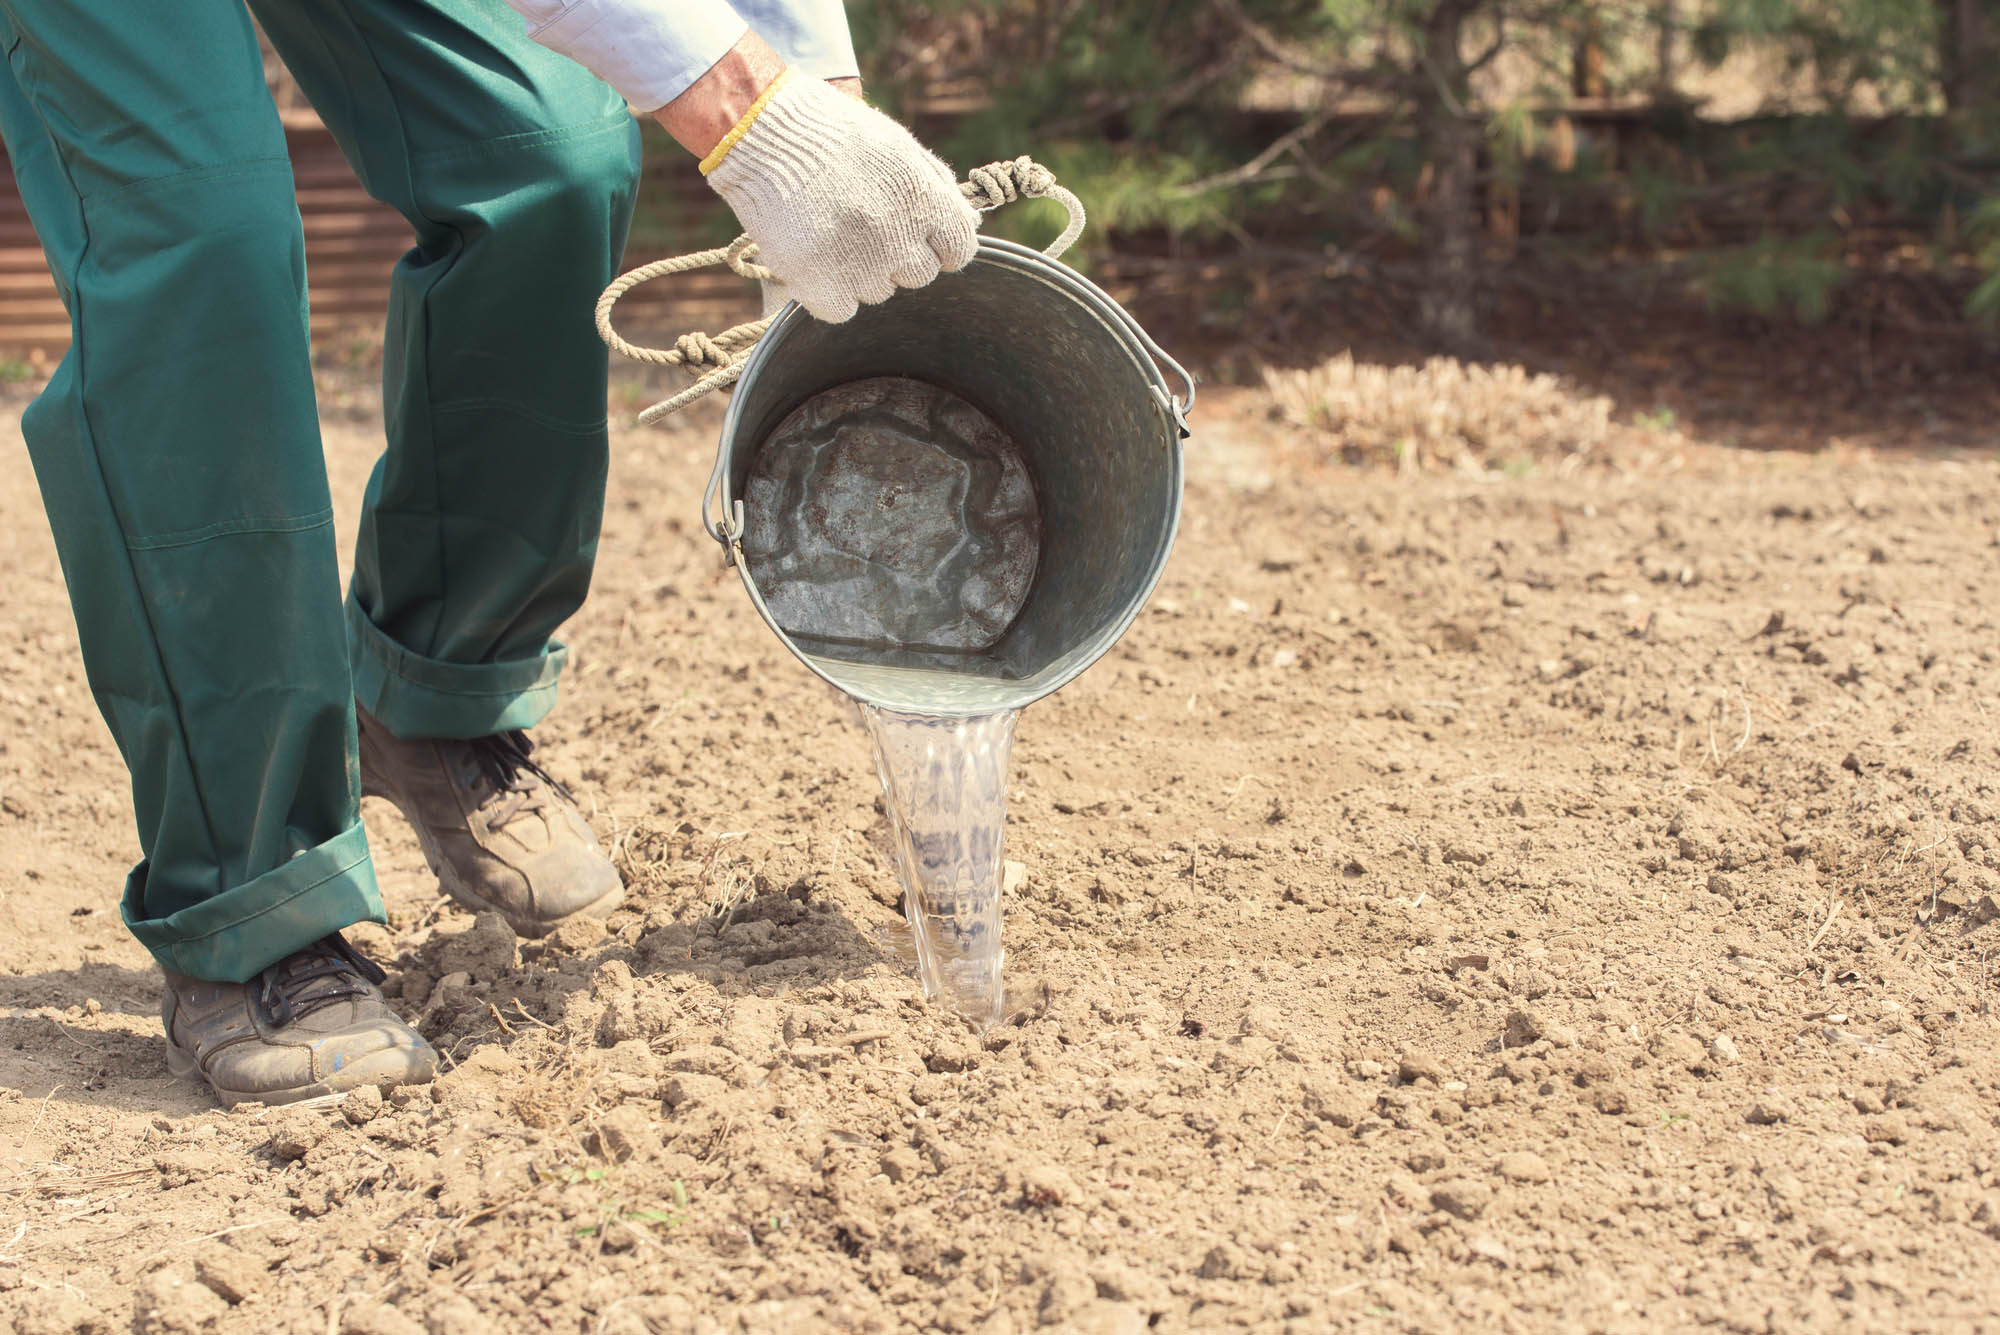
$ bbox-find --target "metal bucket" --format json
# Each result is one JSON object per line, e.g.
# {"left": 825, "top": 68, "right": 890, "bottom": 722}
{"left": 704, "top": 237, "right": 1195, "bottom": 717}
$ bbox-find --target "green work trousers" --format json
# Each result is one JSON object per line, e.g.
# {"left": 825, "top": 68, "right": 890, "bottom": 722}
{"left": 0, "top": 0, "right": 640, "bottom": 981}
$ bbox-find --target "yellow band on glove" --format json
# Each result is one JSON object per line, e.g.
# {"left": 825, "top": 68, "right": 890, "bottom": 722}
{"left": 699, "top": 67, "right": 795, "bottom": 176}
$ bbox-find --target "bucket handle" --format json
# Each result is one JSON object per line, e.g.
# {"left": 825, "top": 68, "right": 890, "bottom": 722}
{"left": 596, "top": 156, "right": 1195, "bottom": 551}
{"left": 596, "top": 158, "right": 1089, "bottom": 429}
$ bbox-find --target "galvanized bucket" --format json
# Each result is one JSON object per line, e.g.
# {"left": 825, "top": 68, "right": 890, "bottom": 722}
{"left": 701, "top": 236, "right": 1195, "bottom": 717}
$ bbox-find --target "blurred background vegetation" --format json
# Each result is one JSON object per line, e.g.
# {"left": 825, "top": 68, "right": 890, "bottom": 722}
{"left": 834, "top": 0, "right": 1998, "bottom": 353}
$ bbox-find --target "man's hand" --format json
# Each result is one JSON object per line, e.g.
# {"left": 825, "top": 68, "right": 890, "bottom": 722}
{"left": 656, "top": 35, "right": 979, "bottom": 324}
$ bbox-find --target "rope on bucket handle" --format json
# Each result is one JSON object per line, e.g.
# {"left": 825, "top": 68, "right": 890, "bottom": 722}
{"left": 594, "top": 157, "right": 1087, "bottom": 425}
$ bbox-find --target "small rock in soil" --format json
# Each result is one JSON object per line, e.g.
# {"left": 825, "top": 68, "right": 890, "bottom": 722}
{"left": 593, "top": 1104, "right": 654, "bottom": 1163}
{"left": 1504, "top": 1008, "right": 1574, "bottom": 1048}
{"left": 1038, "top": 1271, "right": 1097, "bottom": 1324}
{"left": 265, "top": 1108, "right": 327, "bottom": 1161}
{"left": 1302, "top": 1079, "right": 1366, "bottom": 1127}
{"left": 596, "top": 994, "right": 641, "bottom": 1046}
{"left": 1196, "top": 1241, "right": 1254, "bottom": 1280}
{"left": 1863, "top": 1114, "right": 1909, "bottom": 1145}
{"left": 134, "top": 1266, "right": 229, "bottom": 1334}
{"left": 1019, "top": 1162, "right": 1079, "bottom": 1208}
{"left": 1495, "top": 1151, "right": 1553, "bottom": 1184}
{"left": 14, "top": 1290, "right": 107, "bottom": 1335}
{"left": 1508, "top": 967, "right": 1554, "bottom": 1000}
{"left": 662, "top": 1073, "right": 727, "bottom": 1111}
{"left": 1064, "top": 1301, "right": 1149, "bottom": 1335}
{"left": 341, "top": 1084, "right": 384, "bottom": 1125}
{"left": 342, "top": 1300, "right": 427, "bottom": 1335}
{"left": 451, "top": 1043, "right": 521, "bottom": 1080}
{"left": 1398, "top": 1049, "right": 1447, "bottom": 1084}
{"left": 1649, "top": 1031, "right": 1708, "bottom": 1072}
{"left": 194, "top": 1250, "right": 264, "bottom": 1305}
{"left": 926, "top": 1041, "right": 979, "bottom": 1073}
{"left": 1747, "top": 1097, "right": 1795, "bottom": 1125}
{"left": 1091, "top": 1261, "right": 1169, "bottom": 1308}
{"left": 1406, "top": 1140, "right": 1450, "bottom": 1173}
{"left": 1588, "top": 1084, "right": 1631, "bottom": 1115}
{"left": 435, "top": 911, "right": 519, "bottom": 979}
{"left": 420, "top": 1293, "right": 482, "bottom": 1334}
{"left": 601, "top": 1037, "right": 662, "bottom": 1078}
{"left": 1708, "top": 1033, "right": 1741, "bottom": 1065}
{"left": 1430, "top": 1179, "right": 1493, "bottom": 1220}
{"left": 547, "top": 914, "right": 609, "bottom": 953}
{"left": 153, "top": 1150, "right": 230, "bottom": 1190}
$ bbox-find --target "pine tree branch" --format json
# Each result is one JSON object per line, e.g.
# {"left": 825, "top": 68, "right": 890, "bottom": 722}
{"left": 1467, "top": 17, "right": 1508, "bottom": 74}
{"left": 1036, "top": 53, "right": 1247, "bottom": 137}
{"left": 1171, "top": 109, "right": 1337, "bottom": 198}
{"left": 1206, "top": 0, "right": 1327, "bottom": 78}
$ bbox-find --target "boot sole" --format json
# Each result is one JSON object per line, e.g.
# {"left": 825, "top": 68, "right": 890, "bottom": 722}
{"left": 166, "top": 1040, "right": 435, "bottom": 1108}
{"left": 362, "top": 781, "right": 624, "bottom": 939}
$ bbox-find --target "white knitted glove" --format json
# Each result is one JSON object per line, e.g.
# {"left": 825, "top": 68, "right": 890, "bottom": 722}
{"left": 703, "top": 71, "right": 981, "bottom": 324}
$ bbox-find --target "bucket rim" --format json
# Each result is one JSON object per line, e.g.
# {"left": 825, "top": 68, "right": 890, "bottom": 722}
{"left": 717, "top": 238, "right": 1193, "bottom": 492}
{"left": 709, "top": 239, "right": 1190, "bottom": 716}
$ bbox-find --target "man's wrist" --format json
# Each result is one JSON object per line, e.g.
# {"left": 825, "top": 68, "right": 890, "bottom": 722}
{"left": 655, "top": 32, "right": 788, "bottom": 158}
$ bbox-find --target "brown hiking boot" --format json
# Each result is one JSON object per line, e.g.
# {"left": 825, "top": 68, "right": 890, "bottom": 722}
{"left": 355, "top": 707, "right": 623, "bottom": 937}
{"left": 163, "top": 934, "right": 436, "bottom": 1106}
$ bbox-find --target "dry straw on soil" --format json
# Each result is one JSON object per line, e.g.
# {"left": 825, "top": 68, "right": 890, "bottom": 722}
{"left": 1263, "top": 351, "right": 1613, "bottom": 469}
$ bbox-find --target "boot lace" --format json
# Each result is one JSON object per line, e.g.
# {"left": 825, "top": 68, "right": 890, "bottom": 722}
{"left": 465, "top": 730, "right": 574, "bottom": 832}
{"left": 255, "top": 933, "right": 386, "bottom": 1029}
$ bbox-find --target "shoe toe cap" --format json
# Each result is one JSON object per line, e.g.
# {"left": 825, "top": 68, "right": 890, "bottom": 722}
{"left": 530, "top": 848, "right": 625, "bottom": 922}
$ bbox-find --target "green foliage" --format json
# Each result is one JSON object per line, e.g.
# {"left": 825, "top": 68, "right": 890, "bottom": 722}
{"left": 846, "top": 0, "right": 1995, "bottom": 329}
{"left": 1693, "top": 0, "right": 1941, "bottom": 108}
{"left": 984, "top": 142, "right": 1232, "bottom": 247}
{"left": 1627, "top": 161, "right": 1701, "bottom": 240}
{"left": 853, "top": 0, "right": 1324, "bottom": 247}
{"left": 1487, "top": 101, "right": 1539, "bottom": 187}
{"left": 1970, "top": 197, "right": 2000, "bottom": 325}
{"left": 1699, "top": 232, "right": 1848, "bottom": 321}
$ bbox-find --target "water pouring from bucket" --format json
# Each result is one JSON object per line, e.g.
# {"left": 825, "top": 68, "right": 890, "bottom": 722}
{"left": 598, "top": 159, "right": 1194, "bottom": 1025}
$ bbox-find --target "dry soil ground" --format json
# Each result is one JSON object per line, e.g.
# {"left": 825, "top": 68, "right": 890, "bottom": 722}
{"left": 1, "top": 364, "right": 1998, "bottom": 1335}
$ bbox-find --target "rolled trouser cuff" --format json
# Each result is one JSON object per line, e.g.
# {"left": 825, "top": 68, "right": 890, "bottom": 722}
{"left": 123, "top": 822, "right": 383, "bottom": 984}
{"left": 347, "top": 597, "right": 566, "bottom": 741}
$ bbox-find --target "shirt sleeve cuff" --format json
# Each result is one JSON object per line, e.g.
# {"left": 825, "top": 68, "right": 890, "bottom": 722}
{"left": 730, "top": 0, "right": 860, "bottom": 82}
{"left": 516, "top": 1, "right": 751, "bottom": 112}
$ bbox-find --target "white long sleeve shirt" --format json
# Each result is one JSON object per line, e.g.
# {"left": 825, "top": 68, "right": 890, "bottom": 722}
{"left": 503, "top": 0, "right": 858, "bottom": 113}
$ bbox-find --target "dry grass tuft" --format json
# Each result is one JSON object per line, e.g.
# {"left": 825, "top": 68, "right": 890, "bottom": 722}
{"left": 1263, "top": 352, "right": 1613, "bottom": 469}
{"left": 502, "top": 1036, "right": 597, "bottom": 1132}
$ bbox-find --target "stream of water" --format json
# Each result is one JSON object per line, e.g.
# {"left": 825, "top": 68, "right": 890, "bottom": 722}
{"left": 743, "top": 377, "right": 1038, "bottom": 1028}
{"left": 860, "top": 705, "right": 1018, "bottom": 1028}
